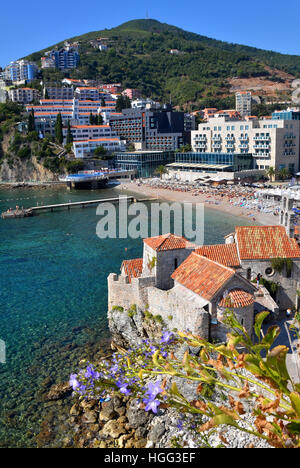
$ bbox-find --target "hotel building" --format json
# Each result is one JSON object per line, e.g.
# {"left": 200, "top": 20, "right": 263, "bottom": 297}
{"left": 191, "top": 115, "right": 300, "bottom": 173}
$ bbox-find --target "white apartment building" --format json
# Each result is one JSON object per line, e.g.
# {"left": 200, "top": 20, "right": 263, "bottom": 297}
{"left": 45, "top": 87, "right": 74, "bottom": 100}
{"left": 191, "top": 116, "right": 300, "bottom": 173}
{"left": 8, "top": 87, "right": 40, "bottom": 104}
{"left": 236, "top": 91, "right": 252, "bottom": 117}
{"left": 62, "top": 124, "right": 117, "bottom": 143}
{"left": 73, "top": 138, "right": 125, "bottom": 158}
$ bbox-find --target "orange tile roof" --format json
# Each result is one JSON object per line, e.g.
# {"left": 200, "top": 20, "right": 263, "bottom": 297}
{"left": 195, "top": 244, "right": 240, "bottom": 268}
{"left": 172, "top": 253, "right": 235, "bottom": 300}
{"left": 121, "top": 258, "right": 143, "bottom": 283}
{"left": 144, "top": 233, "right": 195, "bottom": 252}
{"left": 219, "top": 289, "right": 254, "bottom": 308}
{"left": 236, "top": 226, "right": 300, "bottom": 260}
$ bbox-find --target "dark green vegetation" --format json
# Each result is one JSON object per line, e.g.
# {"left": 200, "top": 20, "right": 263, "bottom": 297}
{"left": 24, "top": 19, "right": 300, "bottom": 108}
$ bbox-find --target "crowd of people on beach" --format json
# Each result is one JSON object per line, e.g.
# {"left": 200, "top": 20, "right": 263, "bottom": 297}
{"left": 131, "top": 178, "right": 281, "bottom": 221}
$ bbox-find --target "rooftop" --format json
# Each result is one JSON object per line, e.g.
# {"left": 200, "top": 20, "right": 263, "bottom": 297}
{"left": 121, "top": 258, "right": 143, "bottom": 283}
{"left": 218, "top": 289, "right": 254, "bottom": 308}
{"left": 143, "top": 233, "right": 194, "bottom": 252}
{"left": 235, "top": 226, "right": 300, "bottom": 260}
{"left": 171, "top": 252, "right": 235, "bottom": 301}
{"left": 195, "top": 244, "right": 240, "bottom": 268}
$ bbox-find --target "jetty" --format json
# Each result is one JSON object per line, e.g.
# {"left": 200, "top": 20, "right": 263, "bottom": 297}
{"left": 1, "top": 196, "right": 158, "bottom": 218}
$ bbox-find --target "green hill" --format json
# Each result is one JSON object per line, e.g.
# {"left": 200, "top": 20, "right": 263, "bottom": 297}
{"left": 24, "top": 19, "right": 300, "bottom": 109}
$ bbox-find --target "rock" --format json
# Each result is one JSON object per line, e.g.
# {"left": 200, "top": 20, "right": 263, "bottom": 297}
{"left": 80, "top": 400, "right": 97, "bottom": 411}
{"left": 45, "top": 382, "right": 72, "bottom": 401}
{"left": 135, "top": 438, "right": 147, "bottom": 448}
{"left": 99, "top": 401, "right": 118, "bottom": 422}
{"left": 148, "top": 422, "right": 166, "bottom": 443}
{"left": 102, "top": 420, "right": 126, "bottom": 439}
{"left": 70, "top": 403, "right": 81, "bottom": 416}
{"left": 127, "top": 402, "right": 152, "bottom": 429}
{"left": 82, "top": 410, "right": 98, "bottom": 424}
{"left": 135, "top": 426, "right": 148, "bottom": 439}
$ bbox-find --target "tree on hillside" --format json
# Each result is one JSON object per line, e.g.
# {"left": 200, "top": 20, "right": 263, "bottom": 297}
{"left": 55, "top": 113, "right": 63, "bottom": 144}
{"left": 116, "top": 95, "right": 131, "bottom": 112}
{"left": 66, "top": 120, "right": 73, "bottom": 145}
{"left": 97, "top": 114, "right": 104, "bottom": 125}
{"left": 28, "top": 109, "right": 35, "bottom": 133}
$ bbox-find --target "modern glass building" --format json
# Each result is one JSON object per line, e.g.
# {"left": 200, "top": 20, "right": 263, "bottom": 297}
{"left": 168, "top": 152, "right": 253, "bottom": 173}
{"left": 114, "top": 151, "right": 175, "bottom": 178}
{"left": 272, "top": 110, "right": 300, "bottom": 120}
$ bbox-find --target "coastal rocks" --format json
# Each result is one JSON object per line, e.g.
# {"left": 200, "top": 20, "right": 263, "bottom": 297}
{"left": 45, "top": 382, "right": 72, "bottom": 401}
{"left": 102, "top": 420, "right": 126, "bottom": 439}
{"left": 108, "top": 308, "right": 164, "bottom": 349}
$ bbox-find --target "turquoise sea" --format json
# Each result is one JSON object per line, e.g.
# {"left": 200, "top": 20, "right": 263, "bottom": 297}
{"left": 0, "top": 185, "right": 254, "bottom": 447}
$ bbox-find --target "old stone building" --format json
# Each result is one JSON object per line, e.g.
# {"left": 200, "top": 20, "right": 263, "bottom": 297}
{"left": 108, "top": 222, "right": 300, "bottom": 343}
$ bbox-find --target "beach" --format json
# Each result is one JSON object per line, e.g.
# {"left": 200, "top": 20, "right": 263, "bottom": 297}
{"left": 116, "top": 180, "right": 279, "bottom": 226}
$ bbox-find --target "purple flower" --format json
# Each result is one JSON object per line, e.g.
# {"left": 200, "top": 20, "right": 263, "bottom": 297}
{"left": 117, "top": 380, "right": 131, "bottom": 396}
{"left": 85, "top": 365, "right": 99, "bottom": 380}
{"left": 161, "top": 331, "right": 173, "bottom": 344}
{"left": 144, "top": 398, "right": 161, "bottom": 414}
{"left": 69, "top": 374, "right": 80, "bottom": 391}
{"left": 145, "top": 381, "right": 163, "bottom": 400}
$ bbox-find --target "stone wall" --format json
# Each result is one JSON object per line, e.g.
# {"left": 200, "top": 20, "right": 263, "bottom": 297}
{"left": 239, "top": 259, "right": 300, "bottom": 310}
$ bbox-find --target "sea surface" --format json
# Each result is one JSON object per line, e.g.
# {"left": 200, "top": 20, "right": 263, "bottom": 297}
{"left": 0, "top": 185, "right": 254, "bottom": 447}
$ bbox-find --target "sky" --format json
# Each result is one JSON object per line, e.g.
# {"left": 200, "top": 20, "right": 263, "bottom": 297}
{"left": 1, "top": 0, "right": 300, "bottom": 67}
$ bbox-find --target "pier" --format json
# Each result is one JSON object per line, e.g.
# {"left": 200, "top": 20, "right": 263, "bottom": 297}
{"left": 30, "top": 196, "right": 136, "bottom": 213}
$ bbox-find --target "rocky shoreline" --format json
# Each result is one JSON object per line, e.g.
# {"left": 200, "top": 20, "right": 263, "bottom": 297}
{"left": 37, "top": 307, "right": 273, "bottom": 449}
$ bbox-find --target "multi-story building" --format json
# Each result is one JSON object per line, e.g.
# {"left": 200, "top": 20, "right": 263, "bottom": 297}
{"left": 122, "top": 88, "right": 142, "bottom": 100}
{"left": 48, "top": 47, "right": 79, "bottom": 70}
{"left": 8, "top": 87, "right": 40, "bottom": 104}
{"left": 45, "top": 87, "right": 74, "bottom": 100}
{"left": 108, "top": 107, "right": 185, "bottom": 151}
{"left": 41, "top": 56, "right": 56, "bottom": 69}
{"left": 131, "top": 98, "right": 161, "bottom": 110}
{"left": 4, "top": 60, "right": 39, "bottom": 83}
{"left": 72, "top": 138, "right": 125, "bottom": 159}
{"left": 114, "top": 150, "right": 175, "bottom": 178}
{"left": 235, "top": 91, "right": 252, "bottom": 117}
{"left": 62, "top": 124, "right": 117, "bottom": 143}
{"left": 191, "top": 115, "right": 300, "bottom": 173}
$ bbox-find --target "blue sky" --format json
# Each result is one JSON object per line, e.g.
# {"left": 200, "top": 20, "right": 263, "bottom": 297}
{"left": 1, "top": 0, "right": 300, "bottom": 68}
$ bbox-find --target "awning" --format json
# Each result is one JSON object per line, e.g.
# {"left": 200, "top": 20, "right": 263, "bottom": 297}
{"left": 166, "top": 162, "right": 233, "bottom": 170}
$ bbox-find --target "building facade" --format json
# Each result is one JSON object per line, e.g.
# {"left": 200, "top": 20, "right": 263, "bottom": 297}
{"left": 8, "top": 87, "right": 40, "bottom": 104}
{"left": 191, "top": 115, "right": 300, "bottom": 173}
{"left": 4, "top": 60, "right": 39, "bottom": 83}
{"left": 235, "top": 91, "right": 252, "bottom": 117}
{"left": 114, "top": 150, "right": 175, "bottom": 178}
{"left": 108, "top": 107, "right": 185, "bottom": 151}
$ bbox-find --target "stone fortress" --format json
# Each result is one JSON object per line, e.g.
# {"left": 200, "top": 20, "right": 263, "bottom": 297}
{"left": 108, "top": 197, "right": 300, "bottom": 343}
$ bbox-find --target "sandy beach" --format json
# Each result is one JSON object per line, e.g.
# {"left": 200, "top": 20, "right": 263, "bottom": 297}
{"left": 116, "top": 180, "right": 279, "bottom": 226}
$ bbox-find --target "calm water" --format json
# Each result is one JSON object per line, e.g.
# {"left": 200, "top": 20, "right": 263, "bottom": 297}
{"left": 0, "top": 185, "right": 254, "bottom": 447}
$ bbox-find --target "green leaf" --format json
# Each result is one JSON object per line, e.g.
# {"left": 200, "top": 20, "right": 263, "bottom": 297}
{"left": 211, "top": 414, "right": 240, "bottom": 429}
{"left": 261, "top": 325, "right": 280, "bottom": 348}
{"left": 286, "top": 421, "right": 300, "bottom": 435}
{"left": 266, "top": 346, "right": 290, "bottom": 387}
{"left": 290, "top": 392, "right": 300, "bottom": 417}
{"left": 254, "top": 311, "right": 269, "bottom": 340}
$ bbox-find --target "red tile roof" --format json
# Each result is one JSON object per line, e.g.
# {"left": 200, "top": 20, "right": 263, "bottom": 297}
{"left": 195, "top": 244, "right": 240, "bottom": 268}
{"left": 219, "top": 289, "right": 254, "bottom": 308}
{"left": 171, "top": 253, "right": 235, "bottom": 300}
{"left": 236, "top": 226, "right": 300, "bottom": 260}
{"left": 144, "top": 233, "right": 194, "bottom": 252}
{"left": 121, "top": 258, "right": 143, "bottom": 283}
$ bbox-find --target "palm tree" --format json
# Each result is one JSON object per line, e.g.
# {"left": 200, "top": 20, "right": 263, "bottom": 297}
{"left": 266, "top": 166, "right": 276, "bottom": 182}
{"left": 155, "top": 165, "right": 168, "bottom": 179}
